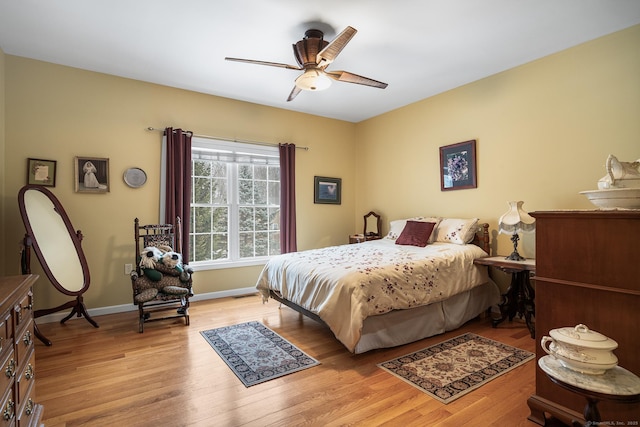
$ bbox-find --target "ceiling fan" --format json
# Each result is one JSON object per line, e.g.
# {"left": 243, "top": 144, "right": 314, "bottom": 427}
{"left": 225, "top": 26, "right": 388, "bottom": 101}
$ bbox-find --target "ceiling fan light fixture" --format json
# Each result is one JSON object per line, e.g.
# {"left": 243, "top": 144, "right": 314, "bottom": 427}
{"left": 226, "top": 25, "right": 386, "bottom": 101}
{"left": 295, "top": 69, "right": 332, "bottom": 91}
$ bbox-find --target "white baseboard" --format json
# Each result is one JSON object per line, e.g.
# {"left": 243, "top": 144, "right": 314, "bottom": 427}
{"left": 36, "top": 287, "right": 259, "bottom": 324}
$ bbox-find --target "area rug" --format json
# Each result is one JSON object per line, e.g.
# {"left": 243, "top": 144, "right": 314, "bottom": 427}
{"left": 200, "top": 321, "right": 319, "bottom": 387}
{"left": 378, "top": 333, "right": 534, "bottom": 404}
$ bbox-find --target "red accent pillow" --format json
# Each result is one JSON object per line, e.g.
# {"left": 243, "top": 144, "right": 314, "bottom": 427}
{"left": 395, "top": 221, "right": 437, "bottom": 247}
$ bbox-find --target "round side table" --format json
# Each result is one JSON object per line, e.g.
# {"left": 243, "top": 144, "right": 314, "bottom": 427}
{"left": 538, "top": 355, "right": 640, "bottom": 426}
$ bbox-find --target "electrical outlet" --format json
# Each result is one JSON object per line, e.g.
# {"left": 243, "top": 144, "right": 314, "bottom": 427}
{"left": 124, "top": 264, "right": 133, "bottom": 275}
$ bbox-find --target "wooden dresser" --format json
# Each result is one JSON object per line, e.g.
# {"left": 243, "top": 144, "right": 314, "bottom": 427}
{"left": 527, "top": 211, "right": 640, "bottom": 425}
{"left": 0, "top": 275, "right": 43, "bottom": 427}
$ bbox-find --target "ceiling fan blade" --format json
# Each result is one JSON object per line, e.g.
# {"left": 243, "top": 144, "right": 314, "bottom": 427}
{"left": 325, "top": 70, "right": 388, "bottom": 89}
{"left": 316, "top": 26, "right": 357, "bottom": 68}
{"left": 225, "top": 57, "right": 302, "bottom": 70}
{"left": 287, "top": 85, "right": 302, "bottom": 102}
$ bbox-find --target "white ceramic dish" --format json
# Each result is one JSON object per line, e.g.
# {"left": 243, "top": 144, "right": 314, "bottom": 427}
{"left": 541, "top": 324, "right": 618, "bottom": 375}
{"left": 580, "top": 188, "right": 640, "bottom": 209}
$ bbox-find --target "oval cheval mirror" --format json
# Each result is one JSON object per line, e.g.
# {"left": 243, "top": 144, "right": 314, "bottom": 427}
{"left": 18, "top": 185, "right": 99, "bottom": 346}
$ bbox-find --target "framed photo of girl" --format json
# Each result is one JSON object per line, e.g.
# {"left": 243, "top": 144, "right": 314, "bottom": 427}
{"left": 439, "top": 140, "right": 477, "bottom": 191}
{"left": 74, "top": 157, "right": 110, "bottom": 193}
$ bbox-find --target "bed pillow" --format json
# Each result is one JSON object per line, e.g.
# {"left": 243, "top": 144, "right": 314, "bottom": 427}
{"left": 434, "top": 217, "right": 479, "bottom": 245}
{"left": 385, "top": 216, "right": 441, "bottom": 241}
{"left": 385, "top": 219, "right": 409, "bottom": 240}
{"left": 421, "top": 216, "right": 442, "bottom": 243}
{"left": 395, "top": 220, "right": 437, "bottom": 247}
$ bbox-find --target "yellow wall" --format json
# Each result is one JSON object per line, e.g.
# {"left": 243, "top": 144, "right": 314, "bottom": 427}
{"left": 1, "top": 24, "right": 639, "bottom": 313}
{"left": 0, "top": 47, "right": 5, "bottom": 276}
{"left": 355, "top": 24, "right": 640, "bottom": 257}
{"left": 2, "top": 57, "right": 356, "bottom": 310}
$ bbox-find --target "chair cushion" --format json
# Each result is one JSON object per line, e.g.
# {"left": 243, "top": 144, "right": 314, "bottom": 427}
{"left": 161, "top": 286, "right": 189, "bottom": 296}
{"left": 134, "top": 288, "right": 159, "bottom": 303}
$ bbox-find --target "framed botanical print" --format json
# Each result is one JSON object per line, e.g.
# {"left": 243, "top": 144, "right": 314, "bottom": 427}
{"left": 439, "top": 140, "right": 477, "bottom": 191}
{"left": 27, "top": 158, "right": 57, "bottom": 187}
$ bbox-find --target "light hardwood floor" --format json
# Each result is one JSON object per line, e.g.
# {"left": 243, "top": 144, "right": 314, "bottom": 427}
{"left": 35, "top": 295, "right": 542, "bottom": 427}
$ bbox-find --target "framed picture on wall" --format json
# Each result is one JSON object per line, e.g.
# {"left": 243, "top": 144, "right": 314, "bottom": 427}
{"left": 439, "top": 140, "right": 477, "bottom": 191}
{"left": 74, "top": 157, "right": 110, "bottom": 193}
{"left": 314, "top": 176, "right": 342, "bottom": 204}
{"left": 27, "top": 158, "right": 57, "bottom": 187}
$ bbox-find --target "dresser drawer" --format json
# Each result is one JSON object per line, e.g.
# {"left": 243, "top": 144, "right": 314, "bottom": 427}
{"left": 0, "top": 312, "right": 11, "bottom": 359}
{"left": 0, "top": 350, "right": 15, "bottom": 398}
{"left": 12, "top": 292, "right": 32, "bottom": 339}
{"left": 15, "top": 378, "right": 37, "bottom": 427}
{"left": 12, "top": 320, "right": 32, "bottom": 374}
{"left": 14, "top": 349, "right": 34, "bottom": 412}
{"left": 0, "top": 386, "right": 14, "bottom": 427}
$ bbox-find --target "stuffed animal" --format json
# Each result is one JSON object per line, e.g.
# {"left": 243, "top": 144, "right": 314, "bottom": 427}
{"left": 160, "top": 249, "right": 194, "bottom": 283}
{"left": 132, "top": 245, "right": 193, "bottom": 305}
{"left": 138, "top": 247, "right": 163, "bottom": 281}
{"left": 139, "top": 246, "right": 162, "bottom": 268}
{"left": 156, "top": 244, "right": 173, "bottom": 254}
{"left": 161, "top": 250, "right": 183, "bottom": 271}
{"left": 137, "top": 245, "right": 193, "bottom": 283}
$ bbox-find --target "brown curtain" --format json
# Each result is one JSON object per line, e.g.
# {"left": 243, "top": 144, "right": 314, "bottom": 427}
{"left": 164, "top": 127, "right": 192, "bottom": 263}
{"left": 279, "top": 143, "right": 297, "bottom": 253}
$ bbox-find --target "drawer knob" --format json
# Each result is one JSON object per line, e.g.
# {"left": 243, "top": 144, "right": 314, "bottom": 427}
{"left": 4, "top": 359, "right": 15, "bottom": 378}
{"left": 25, "top": 363, "right": 34, "bottom": 380}
{"left": 25, "top": 398, "right": 34, "bottom": 416}
{"left": 2, "top": 399, "right": 13, "bottom": 421}
{"left": 22, "top": 330, "right": 32, "bottom": 346}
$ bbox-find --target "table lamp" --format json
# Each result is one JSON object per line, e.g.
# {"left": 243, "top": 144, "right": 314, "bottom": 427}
{"left": 498, "top": 201, "right": 535, "bottom": 261}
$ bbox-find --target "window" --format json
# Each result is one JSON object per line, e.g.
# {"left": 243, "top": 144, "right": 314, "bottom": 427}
{"left": 190, "top": 138, "right": 280, "bottom": 268}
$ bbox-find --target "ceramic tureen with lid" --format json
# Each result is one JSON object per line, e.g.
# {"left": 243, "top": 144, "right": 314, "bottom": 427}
{"left": 541, "top": 324, "right": 618, "bottom": 375}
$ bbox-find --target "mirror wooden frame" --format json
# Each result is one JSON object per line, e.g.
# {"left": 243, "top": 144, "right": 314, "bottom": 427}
{"left": 18, "top": 184, "right": 98, "bottom": 345}
{"left": 363, "top": 211, "right": 382, "bottom": 239}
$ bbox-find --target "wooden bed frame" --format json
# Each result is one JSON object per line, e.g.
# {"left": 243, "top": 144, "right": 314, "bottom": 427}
{"left": 268, "top": 222, "right": 491, "bottom": 329}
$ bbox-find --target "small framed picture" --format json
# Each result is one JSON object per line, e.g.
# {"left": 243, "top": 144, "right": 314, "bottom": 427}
{"left": 27, "top": 158, "right": 57, "bottom": 187}
{"left": 314, "top": 176, "right": 341, "bottom": 205}
{"left": 75, "top": 157, "right": 110, "bottom": 193}
{"left": 439, "top": 140, "right": 477, "bottom": 191}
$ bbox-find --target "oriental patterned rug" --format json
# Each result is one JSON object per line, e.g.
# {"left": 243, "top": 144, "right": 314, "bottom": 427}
{"left": 378, "top": 333, "right": 534, "bottom": 404}
{"left": 200, "top": 321, "right": 319, "bottom": 387}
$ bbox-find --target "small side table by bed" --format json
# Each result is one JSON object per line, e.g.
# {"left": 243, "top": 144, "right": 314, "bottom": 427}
{"left": 473, "top": 256, "right": 536, "bottom": 338}
{"left": 538, "top": 355, "right": 640, "bottom": 426}
{"left": 349, "top": 234, "right": 381, "bottom": 244}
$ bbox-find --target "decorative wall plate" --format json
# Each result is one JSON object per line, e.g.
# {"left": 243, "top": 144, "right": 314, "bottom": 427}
{"left": 123, "top": 167, "right": 147, "bottom": 188}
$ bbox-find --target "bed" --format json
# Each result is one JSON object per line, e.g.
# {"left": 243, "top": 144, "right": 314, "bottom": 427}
{"left": 255, "top": 217, "right": 500, "bottom": 353}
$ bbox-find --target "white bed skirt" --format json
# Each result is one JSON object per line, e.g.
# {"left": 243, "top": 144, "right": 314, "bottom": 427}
{"left": 353, "top": 280, "right": 501, "bottom": 354}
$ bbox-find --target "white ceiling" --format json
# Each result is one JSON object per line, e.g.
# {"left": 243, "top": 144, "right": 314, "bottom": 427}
{"left": 1, "top": 0, "right": 640, "bottom": 123}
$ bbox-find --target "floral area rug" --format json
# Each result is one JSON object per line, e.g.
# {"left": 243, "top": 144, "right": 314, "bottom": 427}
{"left": 200, "top": 321, "right": 319, "bottom": 387}
{"left": 378, "top": 333, "right": 534, "bottom": 404}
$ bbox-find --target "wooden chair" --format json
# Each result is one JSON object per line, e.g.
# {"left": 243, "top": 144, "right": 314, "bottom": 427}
{"left": 130, "top": 217, "right": 193, "bottom": 332}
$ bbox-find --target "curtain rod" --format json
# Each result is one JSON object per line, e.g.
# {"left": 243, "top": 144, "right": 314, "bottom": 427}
{"left": 146, "top": 127, "right": 309, "bottom": 151}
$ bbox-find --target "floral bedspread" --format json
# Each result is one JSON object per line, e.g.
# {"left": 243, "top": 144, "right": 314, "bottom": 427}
{"left": 255, "top": 239, "right": 489, "bottom": 352}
